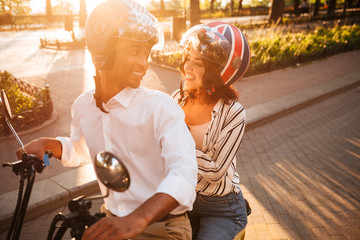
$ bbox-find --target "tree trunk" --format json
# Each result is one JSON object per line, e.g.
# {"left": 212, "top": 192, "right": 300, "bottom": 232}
{"left": 190, "top": 0, "right": 200, "bottom": 26}
{"left": 294, "top": 0, "right": 300, "bottom": 16}
{"left": 160, "top": 0, "right": 165, "bottom": 17}
{"left": 79, "top": 0, "right": 87, "bottom": 28}
{"left": 46, "top": 0, "right": 52, "bottom": 21}
{"left": 342, "top": 0, "right": 347, "bottom": 16}
{"left": 327, "top": 0, "right": 336, "bottom": 17}
{"left": 269, "top": 0, "right": 284, "bottom": 23}
{"left": 230, "top": 0, "right": 234, "bottom": 15}
{"left": 238, "top": 0, "right": 243, "bottom": 11}
{"left": 313, "top": 0, "right": 321, "bottom": 17}
{"left": 210, "top": 0, "right": 215, "bottom": 13}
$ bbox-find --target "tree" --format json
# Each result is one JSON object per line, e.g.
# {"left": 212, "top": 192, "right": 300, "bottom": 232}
{"left": 160, "top": 0, "right": 165, "bottom": 11}
{"left": 269, "top": 0, "right": 284, "bottom": 23}
{"left": 210, "top": 0, "right": 216, "bottom": 12}
{"left": 327, "top": 0, "right": 336, "bottom": 17}
{"left": 46, "top": 0, "right": 52, "bottom": 21}
{"left": 52, "top": 0, "right": 75, "bottom": 14}
{"left": 159, "top": 0, "right": 165, "bottom": 17}
{"left": 79, "top": 0, "right": 86, "bottom": 28}
{"left": 294, "top": 0, "right": 300, "bottom": 16}
{"left": 312, "top": 0, "right": 321, "bottom": 18}
{"left": 148, "top": 0, "right": 159, "bottom": 11}
{"left": 190, "top": 0, "right": 200, "bottom": 26}
{"left": 238, "top": 0, "right": 243, "bottom": 11}
{"left": 230, "top": 0, "right": 235, "bottom": 14}
{"left": 168, "top": 0, "right": 181, "bottom": 10}
{"left": 0, "top": 0, "right": 31, "bottom": 15}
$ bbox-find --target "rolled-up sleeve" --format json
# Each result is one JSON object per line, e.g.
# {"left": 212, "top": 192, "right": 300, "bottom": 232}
{"left": 56, "top": 101, "right": 91, "bottom": 167}
{"left": 154, "top": 100, "right": 197, "bottom": 214}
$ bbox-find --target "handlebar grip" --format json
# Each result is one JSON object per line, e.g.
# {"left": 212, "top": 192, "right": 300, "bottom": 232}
{"left": 2, "top": 162, "right": 12, "bottom": 168}
{"left": 45, "top": 150, "right": 53, "bottom": 158}
{"left": 43, "top": 151, "right": 52, "bottom": 167}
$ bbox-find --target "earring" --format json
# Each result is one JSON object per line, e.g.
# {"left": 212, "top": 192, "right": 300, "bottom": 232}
{"left": 207, "top": 85, "right": 215, "bottom": 95}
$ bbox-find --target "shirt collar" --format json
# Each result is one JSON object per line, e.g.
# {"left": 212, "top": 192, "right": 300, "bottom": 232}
{"left": 90, "top": 87, "right": 138, "bottom": 109}
{"left": 112, "top": 87, "right": 138, "bottom": 108}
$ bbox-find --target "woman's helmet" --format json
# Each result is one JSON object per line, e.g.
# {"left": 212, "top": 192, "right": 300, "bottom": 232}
{"left": 85, "top": 0, "right": 164, "bottom": 70}
{"left": 180, "top": 22, "right": 250, "bottom": 86}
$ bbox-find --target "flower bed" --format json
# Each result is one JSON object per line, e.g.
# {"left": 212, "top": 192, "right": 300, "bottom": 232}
{"left": 0, "top": 71, "right": 53, "bottom": 136}
{"left": 40, "top": 38, "right": 85, "bottom": 50}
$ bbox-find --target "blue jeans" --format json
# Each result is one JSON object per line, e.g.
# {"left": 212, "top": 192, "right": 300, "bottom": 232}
{"left": 188, "top": 191, "right": 248, "bottom": 240}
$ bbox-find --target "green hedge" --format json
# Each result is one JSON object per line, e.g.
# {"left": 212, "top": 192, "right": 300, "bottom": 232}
{"left": 246, "top": 23, "right": 360, "bottom": 76}
{"left": 151, "top": 23, "right": 360, "bottom": 77}
{"left": 0, "top": 71, "right": 38, "bottom": 114}
{"left": 0, "top": 71, "right": 53, "bottom": 135}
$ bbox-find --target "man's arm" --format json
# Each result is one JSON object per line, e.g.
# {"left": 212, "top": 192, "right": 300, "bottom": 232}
{"left": 16, "top": 137, "right": 62, "bottom": 160}
{"left": 82, "top": 193, "right": 179, "bottom": 240}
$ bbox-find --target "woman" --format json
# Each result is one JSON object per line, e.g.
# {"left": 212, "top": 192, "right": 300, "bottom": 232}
{"left": 172, "top": 22, "right": 251, "bottom": 240}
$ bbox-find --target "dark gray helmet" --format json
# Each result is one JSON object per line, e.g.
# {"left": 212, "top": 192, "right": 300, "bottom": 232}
{"left": 84, "top": 0, "right": 164, "bottom": 113}
{"left": 85, "top": 0, "right": 164, "bottom": 69}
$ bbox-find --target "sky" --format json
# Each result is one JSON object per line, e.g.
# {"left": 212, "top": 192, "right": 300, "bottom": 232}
{"left": 29, "top": 0, "right": 150, "bottom": 14}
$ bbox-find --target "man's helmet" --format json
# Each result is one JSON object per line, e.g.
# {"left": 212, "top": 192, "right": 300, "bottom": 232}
{"left": 85, "top": 0, "right": 164, "bottom": 113}
{"left": 180, "top": 22, "right": 250, "bottom": 86}
{"left": 85, "top": 0, "right": 164, "bottom": 70}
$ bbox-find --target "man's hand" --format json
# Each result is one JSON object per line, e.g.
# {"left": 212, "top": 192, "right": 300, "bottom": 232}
{"left": 82, "top": 193, "right": 179, "bottom": 240}
{"left": 16, "top": 137, "right": 62, "bottom": 160}
{"left": 82, "top": 214, "right": 147, "bottom": 240}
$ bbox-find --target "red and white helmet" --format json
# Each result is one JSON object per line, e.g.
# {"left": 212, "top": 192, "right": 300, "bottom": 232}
{"left": 180, "top": 22, "right": 250, "bottom": 86}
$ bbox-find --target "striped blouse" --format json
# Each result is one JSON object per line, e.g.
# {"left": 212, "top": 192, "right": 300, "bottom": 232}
{"left": 172, "top": 90, "right": 246, "bottom": 196}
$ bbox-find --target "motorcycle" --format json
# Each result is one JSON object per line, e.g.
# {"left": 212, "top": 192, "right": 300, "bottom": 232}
{"left": 46, "top": 151, "right": 130, "bottom": 240}
{"left": 1, "top": 89, "right": 130, "bottom": 240}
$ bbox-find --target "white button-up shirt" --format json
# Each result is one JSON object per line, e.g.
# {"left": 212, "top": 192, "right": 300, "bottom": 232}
{"left": 57, "top": 87, "right": 197, "bottom": 216}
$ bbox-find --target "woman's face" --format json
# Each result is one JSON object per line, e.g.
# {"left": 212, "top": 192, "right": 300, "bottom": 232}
{"left": 183, "top": 48, "right": 206, "bottom": 90}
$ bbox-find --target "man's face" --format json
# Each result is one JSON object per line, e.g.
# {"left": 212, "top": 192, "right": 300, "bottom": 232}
{"left": 107, "top": 39, "right": 152, "bottom": 90}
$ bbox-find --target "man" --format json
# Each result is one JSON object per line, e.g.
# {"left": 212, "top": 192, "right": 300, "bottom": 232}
{"left": 17, "top": 0, "right": 197, "bottom": 239}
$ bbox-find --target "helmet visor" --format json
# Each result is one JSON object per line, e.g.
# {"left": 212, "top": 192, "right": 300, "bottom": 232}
{"left": 119, "top": 13, "right": 164, "bottom": 50}
{"left": 180, "top": 24, "right": 231, "bottom": 67}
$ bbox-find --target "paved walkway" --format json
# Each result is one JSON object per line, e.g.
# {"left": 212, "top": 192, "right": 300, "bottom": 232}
{"left": 7, "top": 78, "right": 360, "bottom": 240}
{"left": 0, "top": 29, "right": 359, "bottom": 239}
{"left": 238, "top": 86, "right": 360, "bottom": 240}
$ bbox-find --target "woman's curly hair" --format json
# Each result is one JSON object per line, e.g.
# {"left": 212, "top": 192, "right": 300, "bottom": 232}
{"left": 178, "top": 43, "right": 238, "bottom": 105}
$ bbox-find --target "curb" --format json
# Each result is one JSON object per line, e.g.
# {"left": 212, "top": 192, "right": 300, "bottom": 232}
{"left": 245, "top": 71, "right": 360, "bottom": 130}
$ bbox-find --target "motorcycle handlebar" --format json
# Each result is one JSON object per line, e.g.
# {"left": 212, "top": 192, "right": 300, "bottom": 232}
{"left": 2, "top": 151, "right": 52, "bottom": 176}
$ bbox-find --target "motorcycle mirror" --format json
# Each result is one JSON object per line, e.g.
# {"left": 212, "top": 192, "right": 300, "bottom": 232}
{"left": 0, "top": 89, "right": 12, "bottom": 120}
{"left": 94, "top": 151, "right": 130, "bottom": 192}
{"left": 0, "top": 89, "right": 25, "bottom": 150}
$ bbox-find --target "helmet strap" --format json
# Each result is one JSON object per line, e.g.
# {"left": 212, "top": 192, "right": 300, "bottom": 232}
{"left": 93, "top": 68, "right": 109, "bottom": 113}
